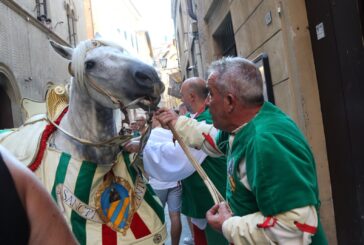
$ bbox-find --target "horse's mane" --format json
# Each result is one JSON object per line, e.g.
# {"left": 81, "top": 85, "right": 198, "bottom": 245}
{"left": 72, "top": 39, "right": 128, "bottom": 86}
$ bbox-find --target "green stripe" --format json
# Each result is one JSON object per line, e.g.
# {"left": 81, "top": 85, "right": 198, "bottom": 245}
{"left": 70, "top": 161, "right": 97, "bottom": 245}
{"left": 51, "top": 152, "right": 71, "bottom": 201}
{"left": 144, "top": 184, "right": 165, "bottom": 222}
{"left": 123, "top": 152, "right": 165, "bottom": 223}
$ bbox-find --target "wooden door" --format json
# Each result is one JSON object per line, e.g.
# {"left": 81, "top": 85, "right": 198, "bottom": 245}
{"left": 305, "top": 0, "right": 364, "bottom": 243}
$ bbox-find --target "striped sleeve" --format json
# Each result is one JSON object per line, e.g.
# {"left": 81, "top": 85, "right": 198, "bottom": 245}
{"left": 174, "top": 116, "right": 223, "bottom": 157}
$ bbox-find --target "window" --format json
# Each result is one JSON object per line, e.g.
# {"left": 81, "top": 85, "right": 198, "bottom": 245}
{"left": 252, "top": 53, "right": 275, "bottom": 104}
{"left": 35, "top": 0, "right": 48, "bottom": 20}
{"left": 213, "top": 13, "right": 237, "bottom": 57}
{"left": 66, "top": 4, "right": 77, "bottom": 46}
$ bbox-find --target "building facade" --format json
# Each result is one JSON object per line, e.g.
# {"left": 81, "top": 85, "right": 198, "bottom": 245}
{"left": 154, "top": 40, "right": 181, "bottom": 109}
{"left": 91, "top": 0, "right": 151, "bottom": 62}
{"left": 90, "top": 0, "right": 157, "bottom": 124}
{"left": 173, "top": 0, "right": 364, "bottom": 244}
{"left": 0, "top": 0, "right": 89, "bottom": 128}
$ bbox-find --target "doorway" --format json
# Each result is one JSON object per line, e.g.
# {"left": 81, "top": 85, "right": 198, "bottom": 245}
{"left": 0, "top": 75, "right": 14, "bottom": 129}
{"left": 305, "top": 0, "right": 364, "bottom": 243}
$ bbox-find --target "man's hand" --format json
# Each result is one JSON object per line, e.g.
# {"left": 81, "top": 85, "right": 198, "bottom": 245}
{"left": 123, "top": 140, "right": 140, "bottom": 153}
{"left": 155, "top": 108, "right": 179, "bottom": 129}
{"left": 206, "top": 202, "right": 233, "bottom": 232}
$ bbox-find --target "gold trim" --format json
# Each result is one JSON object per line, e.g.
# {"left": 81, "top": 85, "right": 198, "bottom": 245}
{"left": 46, "top": 84, "right": 69, "bottom": 121}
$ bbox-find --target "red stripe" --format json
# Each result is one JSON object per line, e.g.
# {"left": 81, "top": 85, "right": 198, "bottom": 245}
{"left": 202, "top": 132, "right": 219, "bottom": 152}
{"left": 193, "top": 224, "right": 207, "bottom": 245}
{"left": 193, "top": 105, "right": 206, "bottom": 119}
{"left": 28, "top": 108, "right": 68, "bottom": 172}
{"left": 130, "top": 212, "right": 151, "bottom": 239}
{"left": 294, "top": 221, "right": 317, "bottom": 234}
{"left": 257, "top": 216, "right": 277, "bottom": 228}
{"left": 102, "top": 224, "right": 117, "bottom": 245}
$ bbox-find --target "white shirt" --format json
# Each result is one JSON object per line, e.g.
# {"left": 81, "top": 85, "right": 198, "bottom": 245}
{"left": 143, "top": 127, "right": 207, "bottom": 182}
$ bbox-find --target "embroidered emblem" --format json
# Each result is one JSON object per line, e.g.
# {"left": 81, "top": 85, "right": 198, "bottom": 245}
{"left": 56, "top": 184, "right": 103, "bottom": 223}
{"left": 228, "top": 158, "right": 236, "bottom": 192}
{"left": 95, "top": 174, "right": 136, "bottom": 235}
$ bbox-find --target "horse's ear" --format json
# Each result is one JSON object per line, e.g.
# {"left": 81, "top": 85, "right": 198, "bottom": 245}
{"left": 50, "top": 40, "right": 73, "bottom": 60}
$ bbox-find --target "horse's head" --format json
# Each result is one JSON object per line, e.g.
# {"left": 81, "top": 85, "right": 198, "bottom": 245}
{"left": 50, "top": 39, "right": 164, "bottom": 110}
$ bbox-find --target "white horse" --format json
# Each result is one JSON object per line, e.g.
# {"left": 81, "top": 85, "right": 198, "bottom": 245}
{"left": 0, "top": 39, "right": 167, "bottom": 244}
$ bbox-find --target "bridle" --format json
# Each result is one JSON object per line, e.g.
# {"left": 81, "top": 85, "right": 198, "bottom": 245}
{"left": 48, "top": 40, "right": 155, "bottom": 149}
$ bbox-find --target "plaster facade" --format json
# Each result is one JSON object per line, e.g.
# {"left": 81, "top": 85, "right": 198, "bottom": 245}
{"left": 0, "top": 0, "right": 89, "bottom": 126}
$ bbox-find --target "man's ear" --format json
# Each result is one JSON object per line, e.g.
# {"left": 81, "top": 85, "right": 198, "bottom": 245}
{"left": 189, "top": 92, "right": 195, "bottom": 101}
{"left": 225, "top": 94, "right": 236, "bottom": 113}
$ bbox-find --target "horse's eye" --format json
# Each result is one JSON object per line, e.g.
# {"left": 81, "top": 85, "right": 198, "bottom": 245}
{"left": 85, "top": 61, "right": 95, "bottom": 70}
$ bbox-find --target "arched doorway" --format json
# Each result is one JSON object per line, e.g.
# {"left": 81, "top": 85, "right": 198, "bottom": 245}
{"left": 0, "top": 65, "right": 22, "bottom": 128}
{"left": 0, "top": 82, "right": 14, "bottom": 128}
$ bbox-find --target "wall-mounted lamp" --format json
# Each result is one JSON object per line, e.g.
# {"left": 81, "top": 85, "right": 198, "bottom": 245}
{"left": 187, "top": 65, "right": 195, "bottom": 71}
{"left": 159, "top": 58, "right": 168, "bottom": 69}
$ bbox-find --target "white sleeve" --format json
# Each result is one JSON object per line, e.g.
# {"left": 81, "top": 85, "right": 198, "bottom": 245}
{"left": 175, "top": 116, "right": 223, "bottom": 157}
{"left": 143, "top": 140, "right": 207, "bottom": 182}
{"left": 221, "top": 206, "right": 318, "bottom": 245}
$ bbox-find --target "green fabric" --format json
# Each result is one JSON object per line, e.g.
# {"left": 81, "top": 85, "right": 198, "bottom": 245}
{"left": 205, "top": 223, "right": 229, "bottom": 245}
{"left": 312, "top": 221, "right": 328, "bottom": 244}
{"left": 122, "top": 152, "right": 165, "bottom": 223}
{"left": 71, "top": 160, "right": 97, "bottom": 245}
{"left": 0, "top": 129, "right": 12, "bottom": 134}
{"left": 132, "top": 131, "right": 140, "bottom": 137}
{"left": 221, "top": 102, "right": 326, "bottom": 243}
{"left": 181, "top": 108, "right": 227, "bottom": 218}
{"left": 51, "top": 152, "right": 71, "bottom": 201}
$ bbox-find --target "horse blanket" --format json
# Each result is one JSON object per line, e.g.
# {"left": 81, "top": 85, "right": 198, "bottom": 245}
{"left": 0, "top": 87, "right": 166, "bottom": 245}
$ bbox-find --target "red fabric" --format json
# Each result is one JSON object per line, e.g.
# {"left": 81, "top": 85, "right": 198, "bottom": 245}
{"left": 202, "top": 132, "right": 219, "bottom": 152}
{"left": 256, "top": 216, "right": 277, "bottom": 228}
{"left": 102, "top": 224, "right": 117, "bottom": 245}
{"left": 294, "top": 221, "right": 317, "bottom": 234}
{"left": 193, "top": 105, "right": 207, "bottom": 119}
{"left": 193, "top": 224, "right": 207, "bottom": 245}
{"left": 130, "top": 212, "right": 151, "bottom": 239}
{"left": 28, "top": 108, "right": 68, "bottom": 172}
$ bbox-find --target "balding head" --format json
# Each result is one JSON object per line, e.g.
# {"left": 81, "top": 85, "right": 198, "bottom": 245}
{"left": 180, "top": 77, "right": 208, "bottom": 113}
{"left": 181, "top": 77, "right": 208, "bottom": 100}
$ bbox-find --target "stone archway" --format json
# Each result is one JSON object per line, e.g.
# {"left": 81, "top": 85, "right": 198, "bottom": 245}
{"left": 0, "top": 84, "right": 13, "bottom": 128}
{"left": 0, "top": 64, "right": 23, "bottom": 127}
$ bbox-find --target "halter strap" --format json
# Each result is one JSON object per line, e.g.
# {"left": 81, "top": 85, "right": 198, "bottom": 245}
{"left": 58, "top": 39, "right": 155, "bottom": 147}
{"left": 85, "top": 74, "right": 121, "bottom": 105}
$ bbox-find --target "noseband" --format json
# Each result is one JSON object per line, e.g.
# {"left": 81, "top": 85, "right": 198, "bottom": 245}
{"left": 50, "top": 40, "right": 155, "bottom": 148}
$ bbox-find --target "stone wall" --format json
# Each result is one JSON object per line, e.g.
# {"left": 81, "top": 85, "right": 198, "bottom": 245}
{"left": 174, "top": 0, "right": 337, "bottom": 243}
{"left": 0, "top": 0, "right": 88, "bottom": 126}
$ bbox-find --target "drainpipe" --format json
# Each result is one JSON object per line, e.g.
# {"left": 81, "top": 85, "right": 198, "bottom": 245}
{"left": 186, "top": 0, "right": 204, "bottom": 76}
{"left": 186, "top": 0, "right": 197, "bottom": 20}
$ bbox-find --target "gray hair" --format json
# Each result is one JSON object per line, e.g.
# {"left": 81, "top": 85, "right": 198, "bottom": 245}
{"left": 208, "top": 57, "right": 264, "bottom": 106}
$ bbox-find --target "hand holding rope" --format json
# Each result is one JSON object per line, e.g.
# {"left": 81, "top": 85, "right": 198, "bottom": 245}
{"left": 155, "top": 108, "right": 225, "bottom": 205}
